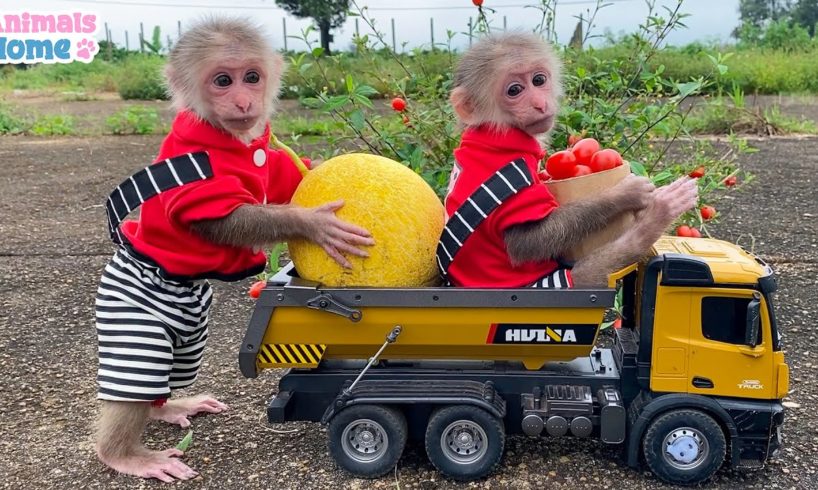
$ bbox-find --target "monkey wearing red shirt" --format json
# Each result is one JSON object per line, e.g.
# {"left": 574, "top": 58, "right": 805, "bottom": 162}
{"left": 445, "top": 32, "right": 697, "bottom": 288}
{"left": 95, "top": 18, "right": 373, "bottom": 482}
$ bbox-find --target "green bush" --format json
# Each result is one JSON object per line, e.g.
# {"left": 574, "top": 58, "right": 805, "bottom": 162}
{"left": 29, "top": 114, "right": 74, "bottom": 136}
{"left": 0, "top": 104, "right": 25, "bottom": 134}
{"left": 0, "top": 58, "right": 119, "bottom": 91}
{"left": 117, "top": 54, "right": 167, "bottom": 100}
{"left": 106, "top": 105, "right": 166, "bottom": 134}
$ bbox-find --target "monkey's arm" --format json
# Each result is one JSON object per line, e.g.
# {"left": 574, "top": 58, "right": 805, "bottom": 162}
{"left": 191, "top": 201, "right": 374, "bottom": 268}
{"left": 505, "top": 191, "right": 641, "bottom": 264}
{"left": 190, "top": 203, "right": 309, "bottom": 247}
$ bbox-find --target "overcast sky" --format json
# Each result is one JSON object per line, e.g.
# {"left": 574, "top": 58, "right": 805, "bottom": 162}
{"left": 13, "top": 0, "right": 741, "bottom": 51}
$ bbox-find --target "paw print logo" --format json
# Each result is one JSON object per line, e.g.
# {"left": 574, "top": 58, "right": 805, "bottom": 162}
{"left": 75, "top": 38, "right": 98, "bottom": 61}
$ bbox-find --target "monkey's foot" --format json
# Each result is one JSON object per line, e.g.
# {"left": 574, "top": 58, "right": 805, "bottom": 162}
{"left": 150, "top": 394, "right": 229, "bottom": 428}
{"left": 99, "top": 447, "right": 197, "bottom": 483}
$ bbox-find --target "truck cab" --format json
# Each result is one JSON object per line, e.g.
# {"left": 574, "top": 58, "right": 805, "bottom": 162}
{"left": 613, "top": 236, "right": 786, "bottom": 475}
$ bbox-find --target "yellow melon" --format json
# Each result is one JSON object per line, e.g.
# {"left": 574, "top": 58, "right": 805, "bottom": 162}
{"left": 288, "top": 153, "right": 445, "bottom": 287}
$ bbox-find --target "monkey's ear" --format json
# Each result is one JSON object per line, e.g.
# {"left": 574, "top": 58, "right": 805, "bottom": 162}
{"left": 450, "top": 87, "right": 474, "bottom": 124}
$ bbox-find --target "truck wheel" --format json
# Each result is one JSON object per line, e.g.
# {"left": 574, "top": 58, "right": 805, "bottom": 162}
{"left": 328, "top": 404, "right": 407, "bottom": 478}
{"left": 424, "top": 405, "right": 505, "bottom": 481}
{"left": 642, "top": 409, "right": 726, "bottom": 486}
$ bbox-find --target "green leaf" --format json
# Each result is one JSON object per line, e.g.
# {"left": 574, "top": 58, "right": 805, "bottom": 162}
{"left": 354, "top": 85, "right": 379, "bottom": 97}
{"left": 176, "top": 429, "right": 193, "bottom": 451}
{"left": 323, "top": 95, "right": 350, "bottom": 112}
{"left": 352, "top": 94, "right": 374, "bottom": 109}
{"left": 628, "top": 160, "right": 648, "bottom": 176}
{"left": 651, "top": 170, "right": 675, "bottom": 185}
{"left": 298, "top": 62, "right": 313, "bottom": 75}
{"left": 349, "top": 109, "right": 365, "bottom": 130}
{"left": 675, "top": 81, "right": 702, "bottom": 99}
{"left": 345, "top": 74, "right": 354, "bottom": 94}
{"left": 311, "top": 47, "right": 324, "bottom": 58}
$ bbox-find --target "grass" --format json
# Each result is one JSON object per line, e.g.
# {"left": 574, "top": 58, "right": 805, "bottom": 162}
{"left": 4, "top": 45, "right": 818, "bottom": 101}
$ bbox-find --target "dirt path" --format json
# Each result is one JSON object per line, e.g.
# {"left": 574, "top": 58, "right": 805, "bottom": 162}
{"left": 0, "top": 134, "right": 816, "bottom": 489}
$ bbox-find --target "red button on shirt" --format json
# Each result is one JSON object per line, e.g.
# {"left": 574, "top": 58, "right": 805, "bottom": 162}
{"left": 121, "top": 111, "right": 305, "bottom": 281}
{"left": 444, "top": 125, "right": 560, "bottom": 287}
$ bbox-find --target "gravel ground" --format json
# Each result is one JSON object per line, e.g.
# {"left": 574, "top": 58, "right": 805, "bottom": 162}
{"left": 0, "top": 133, "right": 816, "bottom": 489}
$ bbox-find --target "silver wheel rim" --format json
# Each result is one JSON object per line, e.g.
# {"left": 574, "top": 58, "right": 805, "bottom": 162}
{"left": 662, "top": 426, "right": 709, "bottom": 471}
{"left": 341, "top": 418, "right": 389, "bottom": 463}
{"left": 440, "top": 419, "right": 489, "bottom": 465}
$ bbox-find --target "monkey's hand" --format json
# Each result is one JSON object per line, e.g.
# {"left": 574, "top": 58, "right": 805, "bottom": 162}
{"left": 606, "top": 174, "right": 656, "bottom": 211}
{"left": 303, "top": 200, "right": 375, "bottom": 269}
{"left": 150, "top": 394, "right": 229, "bottom": 428}
{"left": 638, "top": 176, "right": 698, "bottom": 226}
{"left": 505, "top": 174, "right": 654, "bottom": 264}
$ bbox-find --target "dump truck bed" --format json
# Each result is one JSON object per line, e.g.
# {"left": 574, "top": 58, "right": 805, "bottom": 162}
{"left": 239, "top": 264, "right": 616, "bottom": 376}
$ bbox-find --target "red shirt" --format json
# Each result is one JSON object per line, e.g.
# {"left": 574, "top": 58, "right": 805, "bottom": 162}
{"left": 121, "top": 111, "right": 304, "bottom": 281}
{"left": 444, "top": 125, "right": 560, "bottom": 287}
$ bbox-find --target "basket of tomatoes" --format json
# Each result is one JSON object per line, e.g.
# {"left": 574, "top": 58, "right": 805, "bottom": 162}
{"left": 541, "top": 137, "right": 634, "bottom": 261}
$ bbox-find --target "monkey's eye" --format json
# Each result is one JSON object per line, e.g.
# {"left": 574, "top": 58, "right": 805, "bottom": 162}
{"left": 213, "top": 74, "right": 232, "bottom": 87}
{"left": 244, "top": 71, "right": 261, "bottom": 84}
{"left": 506, "top": 83, "right": 524, "bottom": 97}
{"left": 532, "top": 73, "right": 548, "bottom": 86}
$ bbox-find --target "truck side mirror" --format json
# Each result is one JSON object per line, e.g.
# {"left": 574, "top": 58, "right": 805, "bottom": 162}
{"left": 745, "top": 298, "right": 761, "bottom": 347}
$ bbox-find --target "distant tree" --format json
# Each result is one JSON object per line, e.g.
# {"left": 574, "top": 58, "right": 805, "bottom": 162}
{"left": 738, "top": 0, "right": 793, "bottom": 28}
{"left": 791, "top": 0, "right": 818, "bottom": 36}
{"left": 276, "top": 0, "right": 349, "bottom": 55}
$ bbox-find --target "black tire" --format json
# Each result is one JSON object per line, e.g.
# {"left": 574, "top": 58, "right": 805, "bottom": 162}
{"left": 642, "top": 409, "right": 727, "bottom": 486}
{"left": 424, "top": 405, "right": 505, "bottom": 481}
{"left": 328, "top": 404, "right": 407, "bottom": 478}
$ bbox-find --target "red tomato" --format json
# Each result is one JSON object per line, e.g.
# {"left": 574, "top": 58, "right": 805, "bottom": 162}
{"left": 571, "top": 164, "right": 592, "bottom": 177}
{"left": 613, "top": 318, "right": 622, "bottom": 329}
{"left": 472, "top": 0, "right": 483, "bottom": 5}
{"left": 248, "top": 280, "right": 266, "bottom": 299}
{"left": 402, "top": 115, "right": 410, "bottom": 125}
{"left": 391, "top": 97, "right": 406, "bottom": 112}
{"left": 700, "top": 205, "right": 716, "bottom": 220}
{"left": 589, "top": 149, "right": 623, "bottom": 173}
{"left": 689, "top": 227, "right": 702, "bottom": 238}
{"left": 689, "top": 166, "right": 705, "bottom": 178}
{"left": 571, "top": 138, "right": 601, "bottom": 164}
{"left": 676, "top": 225, "right": 692, "bottom": 237}
{"left": 567, "top": 134, "right": 582, "bottom": 147}
{"left": 545, "top": 150, "right": 578, "bottom": 180}
{"left": 724, "top": 175, "right": 737, "bottom": 187}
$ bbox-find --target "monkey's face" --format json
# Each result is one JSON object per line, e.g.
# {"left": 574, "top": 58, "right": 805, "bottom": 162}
{"left": 497, "top": 63, "right": 558, "bottom": 136}
{"left": 202, "top": 58, "right": 268, "bottom": 141}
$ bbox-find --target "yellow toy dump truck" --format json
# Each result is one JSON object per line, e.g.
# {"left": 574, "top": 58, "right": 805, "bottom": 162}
{"left": 239, "top": 236, "right": 787, "bottom": 486}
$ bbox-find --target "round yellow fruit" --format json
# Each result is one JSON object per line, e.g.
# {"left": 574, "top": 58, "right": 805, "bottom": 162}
{"left": 288, "top": 153, "right": 445, "bottom": 287}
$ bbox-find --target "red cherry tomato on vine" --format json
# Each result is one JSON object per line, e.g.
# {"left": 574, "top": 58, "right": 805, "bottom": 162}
{"left": 589, "top": 149, "right": 623, "bottom": 173}
{"left": 571, "top": 138, "right": 601, "bottom": 164}
{"left": 688, "top": 227, "right": 702, "bottom": 238}
{"left": 546, "top": 150, "right": 577, "bottom": 180}
{"left": 248, "top": 280, "right": 266, "bottom": 299}
{"left": 689, "top": 166, "right": 705, "bottom": 178}
{"left": 472, "top": 0, "right": 484, "bottom": 6}
{"left": 676, "top": 225, "right": 692, "bottom": 237}
{"left": 567, "top": 134, "right": 582, "bottom": 147}
{"left": 391, "top": 97, "right": 406, "bottom": 112}
{"left": 700, "top": 205, "right": 716, "bottom": 220}
{"left": 724, "top": 175, "right": 737, "bottom": 187}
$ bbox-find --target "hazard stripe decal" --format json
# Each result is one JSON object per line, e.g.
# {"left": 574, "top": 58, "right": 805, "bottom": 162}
{"left": 257, "top": 343, "right": 327, "bottom": 367}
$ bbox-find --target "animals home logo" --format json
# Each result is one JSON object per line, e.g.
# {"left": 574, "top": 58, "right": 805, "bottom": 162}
{"left": 0, "top": 11, "right": 100, "bottom": 64}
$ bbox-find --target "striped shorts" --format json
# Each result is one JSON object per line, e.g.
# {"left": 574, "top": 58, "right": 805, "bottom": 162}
{"left": 95, "top": 247, "right": 213, "bottom": 402}
{"left": 528, "top": 267, "right": 573, "bottom": 288}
